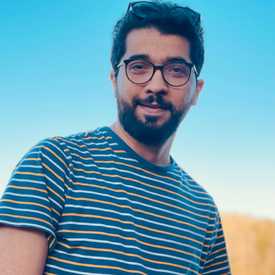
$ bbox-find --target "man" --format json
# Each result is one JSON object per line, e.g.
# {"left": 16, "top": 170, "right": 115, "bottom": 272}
{"left": 0, "top": 1, "right": 231, "bottom": 274}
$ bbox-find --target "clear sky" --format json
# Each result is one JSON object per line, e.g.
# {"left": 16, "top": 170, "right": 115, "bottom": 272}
{"left": 1, "top": 0, "right": 274, "bottom": 219}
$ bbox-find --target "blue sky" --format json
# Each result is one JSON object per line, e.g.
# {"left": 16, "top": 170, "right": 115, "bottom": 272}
{"left": 1, "top": 0, "right": 274, "bottom": 219}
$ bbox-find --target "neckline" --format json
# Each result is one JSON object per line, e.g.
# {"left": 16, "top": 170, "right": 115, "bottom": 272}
{"left": 101, "top": 126, "right": 176, "bottom": 174}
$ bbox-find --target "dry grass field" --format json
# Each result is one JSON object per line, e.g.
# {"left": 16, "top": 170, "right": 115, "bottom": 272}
{"left": 221, "top": 213, "right": 275, "bottom": 275}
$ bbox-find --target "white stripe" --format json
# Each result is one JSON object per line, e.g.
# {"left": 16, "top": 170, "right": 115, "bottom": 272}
{"left": 202, "top": 264, "right": 229, "bottom": 274}
{"left": 92, "top": 153, "right": 139, "bottom": 162}
{"left": 58, "top": 222, "right": 201, "bottom": 253}
{"left": 0, "top": 205, "right": 52, "bottom": 220}
{"left": 54, "top": 248, "right": 190, "bottom": 275}
{"left": 69, "top": 181, "right": 215, "bottom": 222}
{"left": 73, "top": 174, "right": 214, "bottom": 215}
{"left": 42, "top": 154, "right": 66, "bottom": 192}
{"left": 75, "top": 165, "right": 211, "bottom": 201}
{"left": 70, "top": 151, "right": 138, "bottom": 163}
{"left": 64, "top": 236, "right": 200, "bottom": 264}
{"left": 44, "top": 140, "right": 68, "bottom": 160}
{"left": 0, "top": 220, "right": 55, "bottom": 236}
{"left": 109, "top": 142, "right": 119, "bottom": 146}
{"left": 48, "top": 196, "right": 63, "bottom": 210}
{"left": 44, "top": 175, "right": 64, "bottom": 200}
{"left": 65, "top": 202, "right": 207, "bottom": 238}
{"left": 8, "top": 178, "right": 45, "bottom": 186}
{"left": 46, "top": 264, "right": 105, "bottom": 275}
{"left": 0, "top": 204, "right": 58, "bottom": 225}
{"left": 3, "top": 192, "right": 49, "bottom": 202}
{"left": 17, "top": 164, "right": 41, "bottom": 169}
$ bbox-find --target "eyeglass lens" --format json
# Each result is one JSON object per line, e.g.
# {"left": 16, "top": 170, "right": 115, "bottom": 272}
{"left": 126, "top": 59, "right": 191, "bottom": 86}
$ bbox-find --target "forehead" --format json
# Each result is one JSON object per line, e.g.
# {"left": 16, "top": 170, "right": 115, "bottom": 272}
{"left": 124, "top": 27, "right": 191, "bottom": 63}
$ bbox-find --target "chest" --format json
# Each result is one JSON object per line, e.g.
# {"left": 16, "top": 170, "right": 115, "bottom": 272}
{"left": 47, "top": 160, "right": 209, "bottom": 274}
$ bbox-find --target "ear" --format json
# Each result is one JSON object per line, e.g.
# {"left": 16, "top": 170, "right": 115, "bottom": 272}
{"left": 110, "top": 69, "right": 117, "bottom": 91}
{"left": 191, "top": 79, "right": 204, "bottom": 105}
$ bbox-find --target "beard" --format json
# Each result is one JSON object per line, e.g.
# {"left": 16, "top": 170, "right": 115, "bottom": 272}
{"left": 116, "top": 93, "right": 189, "bottom": 146}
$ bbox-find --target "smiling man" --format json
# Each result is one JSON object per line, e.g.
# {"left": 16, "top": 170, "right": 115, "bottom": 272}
{"left": 0, "top": 1, "right": 231, "bottom": 274}
{"left": 111, "top": 27, "right": 202, "bottom": 162}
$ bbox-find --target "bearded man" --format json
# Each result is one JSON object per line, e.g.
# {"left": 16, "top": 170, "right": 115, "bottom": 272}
{"left": 0, "top": 1, "right": 231, "bottom": 274}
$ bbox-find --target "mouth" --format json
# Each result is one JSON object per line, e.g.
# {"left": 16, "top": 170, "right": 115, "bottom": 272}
{"left": 137, "top": 102, "right": 168, "bottom": 115}
{"left": 139, "top": 102, "right": 164, "bottom": 109}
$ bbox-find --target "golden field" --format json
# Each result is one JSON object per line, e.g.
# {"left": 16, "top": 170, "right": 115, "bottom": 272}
{"left": 221, "top": 213, "right": 275, "bottom": 275}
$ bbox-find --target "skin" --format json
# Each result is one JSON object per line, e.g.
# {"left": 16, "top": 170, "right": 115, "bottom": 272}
{"left": 0, "top": 225, "right": 48, "bottom": 274}
{"left": 0, "top": 28, "right": 205, "bottom": 274}
{"left": 111, "top": 27, "right": 204, "bottom": 166}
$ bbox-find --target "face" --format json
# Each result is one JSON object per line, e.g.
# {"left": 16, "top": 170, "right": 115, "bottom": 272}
{"left": 111, "top": 28, "right": 204, "bottom": 146}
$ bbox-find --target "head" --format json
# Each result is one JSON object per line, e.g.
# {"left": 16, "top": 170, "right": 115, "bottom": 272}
{"left": 110, "top": 1, "right": 205, "bottom": 146}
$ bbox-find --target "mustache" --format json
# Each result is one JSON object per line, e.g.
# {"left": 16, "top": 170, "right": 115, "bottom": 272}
{"left": 133, "top": 94, "right": 173, "bottom": 111}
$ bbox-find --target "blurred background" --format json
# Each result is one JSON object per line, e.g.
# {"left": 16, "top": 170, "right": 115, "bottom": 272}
{"left": 0, "top": 1, "right": 274, "bottom": 273}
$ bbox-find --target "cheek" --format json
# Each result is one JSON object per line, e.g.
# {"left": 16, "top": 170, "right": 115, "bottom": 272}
{"left": 116, "top": 73, "right": 129, "bottom": 98}
{"left": 116, "top": 73, "right": 140, "bottom": 102}
{"left": 171, "top": 87, "right": 195, "bottom": 109}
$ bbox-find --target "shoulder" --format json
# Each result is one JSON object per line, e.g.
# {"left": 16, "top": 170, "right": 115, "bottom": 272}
{"left": 49, "top": 127, "right": 109, "bottom": 150}
{"left": 173, "top": 164, "right": 218, "bottom": 210}
{"left": 34, "top": 127, "right": 113, "bottom": 165}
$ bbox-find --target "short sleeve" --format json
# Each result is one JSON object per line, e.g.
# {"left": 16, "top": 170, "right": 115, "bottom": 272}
{"left": 0, "top": 137, "right": 72, "bottom": 251}
{"left": 201, "top": 210, "right": 231, "bottom": 274}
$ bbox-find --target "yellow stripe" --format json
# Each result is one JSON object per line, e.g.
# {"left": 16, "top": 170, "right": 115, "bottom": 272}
{"left": 89, "top": 147, "right": 112, "bottom": 151}
{"left": 74, "top": 167, "right": 210, "bottom": 207}
{"left": 47, "top": 185, "right": 64, "bottom": 203}
{"left": 48, "top": 256, "right": 146, "bottom": 274}
{"left": 43, "top": 146, "right": 67, "bottom": 168}
{"left": 15, "top": 171, "right": 44, "bottom": 177}
{"left": 0, "top": 213, "right": 52, "bottom": 228}
{"left": 204, "top": 257, "right": 229, "bottom": 269}
{"left": 95, "top": 159, "right": 178, "bottom": 183}
{"left": 51, "top": 206, "right": 60, "bottom": 217}
{"left": 63, "top": 209, "right": 204, "bottom": 245}
{"left": 59, "top": 242, "right": 191, "bottom": 271}
{"left": 114, "top": 150, "right": 125, "bottom": 153}
{"left": 1, "top": 199, "right": 50, "bottom": 211}
{"left": 8, "top": 184, "right": 47, "bottom": 194}
{"left": 59, "top": 229, "right": 201, "bottom": 260}
{"left": 88, "top": 147, "right": 125, "bottom": 153}
{"left": 75, "top": 181, "right": 210, "bottom": 220}
{"left": 43, "top": 163, "right": 64, "bottom": 184}
{"left": 25, "top": 157, "right": 40, "bottom": 161}
{"left": 83, "top": 135, "right": 112, "bottom": 141}
{"left": 210, "top": 246, "right": 227, "bottom": 256}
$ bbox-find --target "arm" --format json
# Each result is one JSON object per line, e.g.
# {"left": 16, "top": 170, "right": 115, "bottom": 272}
{"left": 0, "top": 138, "right": 72, "bottom": 274}
{"left": 0, "top": 225, "right": 48, "bottom": 275}
{"left": 202, "top": 213, "right": 231, "bottom": 274}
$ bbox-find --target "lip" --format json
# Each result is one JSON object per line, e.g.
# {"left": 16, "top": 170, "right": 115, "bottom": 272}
{"left": 137, "top": 104, "right": 167, "bottom": 115}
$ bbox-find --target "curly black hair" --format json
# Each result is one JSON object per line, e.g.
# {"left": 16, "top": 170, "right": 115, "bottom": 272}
{"left": 111, "top": 0, "right": 204, "bottom": 77}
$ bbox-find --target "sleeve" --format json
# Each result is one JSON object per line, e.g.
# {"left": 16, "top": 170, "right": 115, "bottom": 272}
{"left": 201, "top": 210, "right": 231, "bottom": 274}
{"left": 0, "top": 137, "right": 73, "bottom": 251}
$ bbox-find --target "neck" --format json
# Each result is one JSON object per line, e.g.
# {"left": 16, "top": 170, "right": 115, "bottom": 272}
{"left": 111, "top": 121, "right": 175, "bottom": 166}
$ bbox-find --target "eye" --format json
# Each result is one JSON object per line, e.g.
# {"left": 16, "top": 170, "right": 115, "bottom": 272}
{"left": 128, "top": 60, "right": 151, "bottom": 74}
{"left": 165, "top": 63, "right": 190, "bottom": 78}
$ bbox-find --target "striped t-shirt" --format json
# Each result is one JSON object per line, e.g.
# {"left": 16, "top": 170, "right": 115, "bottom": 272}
{"left": 0, "top": 127, "right": 231, "bottom": 274}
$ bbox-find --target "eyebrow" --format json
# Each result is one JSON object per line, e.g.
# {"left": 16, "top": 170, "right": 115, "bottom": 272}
{"left": 127, "top": 54, "right": 190, "bottom": 64}
{"left": 127, "top": 54, "right": 150, "bottom": 61}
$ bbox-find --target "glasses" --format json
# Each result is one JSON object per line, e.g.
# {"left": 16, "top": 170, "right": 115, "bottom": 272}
{"left": 127, "top": 1, "right": 201, "bottom": 26}
{"left": 117, "top": 58, "right": 197, "bottom": 87}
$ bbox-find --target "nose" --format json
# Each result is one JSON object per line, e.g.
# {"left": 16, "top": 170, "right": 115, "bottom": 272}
{"left": 145, "top": 68, "right": 169, "bottom": 95}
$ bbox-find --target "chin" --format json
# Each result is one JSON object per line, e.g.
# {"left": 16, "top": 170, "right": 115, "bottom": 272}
{"left": 138, "top": 111, "right": 171, "bottom": 127}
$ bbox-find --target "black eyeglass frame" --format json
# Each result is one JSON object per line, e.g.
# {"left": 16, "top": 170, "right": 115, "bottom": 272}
{"left": 117, "top": 58, "right": 198, "bottom": 87}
